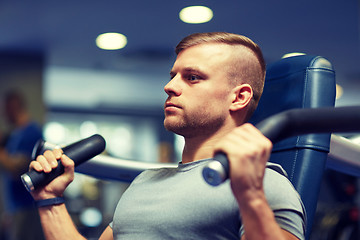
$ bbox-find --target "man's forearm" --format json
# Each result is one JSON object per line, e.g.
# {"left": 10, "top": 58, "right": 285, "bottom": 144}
{"left": 38, "top": 203, "right": 86, "bottom": 240}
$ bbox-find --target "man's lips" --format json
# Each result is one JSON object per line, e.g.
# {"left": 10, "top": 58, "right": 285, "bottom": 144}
{"left": 164, "top": 102, "right": 181, "bottom": 110}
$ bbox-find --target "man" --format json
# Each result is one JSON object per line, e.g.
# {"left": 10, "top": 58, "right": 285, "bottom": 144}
{"left": 29, "top": 32, "right": 306, "bottom": 240}
{"left": 0, "top": 90, "right": 44, "bottom": 240}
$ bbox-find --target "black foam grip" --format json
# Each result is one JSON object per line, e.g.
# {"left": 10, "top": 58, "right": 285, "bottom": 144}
{"left": 22, "top": 134, "right": 106, "bottom": 191}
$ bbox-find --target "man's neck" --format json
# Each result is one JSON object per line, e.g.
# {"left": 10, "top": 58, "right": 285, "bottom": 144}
{"left": 181, "top": 125, "right": 235, "bottom": 164}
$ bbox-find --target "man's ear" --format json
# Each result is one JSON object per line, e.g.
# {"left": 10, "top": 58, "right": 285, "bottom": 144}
{"left": 229, "top": 84, "right": 253, "bottom": 112}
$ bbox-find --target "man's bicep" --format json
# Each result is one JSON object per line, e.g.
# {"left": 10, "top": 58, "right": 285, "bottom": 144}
{"left": 99, "top": 225, "right": 113, "bottom": 240}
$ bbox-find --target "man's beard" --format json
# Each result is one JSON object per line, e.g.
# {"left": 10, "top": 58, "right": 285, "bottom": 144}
{"left": 164, "top": 114, "right": 226, "bottom": 138}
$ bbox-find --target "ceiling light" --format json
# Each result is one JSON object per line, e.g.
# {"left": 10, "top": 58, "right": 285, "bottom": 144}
{"left": 179, "top": 6, "right": 213, "bottom": 24}
{"left": 96, "top": 32, "right": 127, "bottom": 50}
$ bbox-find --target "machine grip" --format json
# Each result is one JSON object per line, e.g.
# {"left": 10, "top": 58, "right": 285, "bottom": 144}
{"left": 21, "top": 134, "right": 106, "bottom": 192}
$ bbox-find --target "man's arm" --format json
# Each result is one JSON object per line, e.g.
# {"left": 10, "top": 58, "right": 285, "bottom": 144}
{"left": 99, "top": 226, "right": 114, "bottom": 240}
{"left": 38, "top": 203, "right": 86, "bottom": 239}
{"left": 214, "top": 123, "right": 301, "bottom": 240}
{"left": 237, "top": 189, "right": 299, "bottom": 240}
{"left": 29, "top": 149, "right": 113, "bottom": 240}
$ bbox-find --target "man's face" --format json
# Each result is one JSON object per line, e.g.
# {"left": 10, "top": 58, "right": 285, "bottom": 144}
{"left": 164, "top": 43, "right": 235, "bottom": 138}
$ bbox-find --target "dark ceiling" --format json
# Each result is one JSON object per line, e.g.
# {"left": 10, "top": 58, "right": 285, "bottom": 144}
{"left": 0, "top": 0, "right": 359, "bottom": 106}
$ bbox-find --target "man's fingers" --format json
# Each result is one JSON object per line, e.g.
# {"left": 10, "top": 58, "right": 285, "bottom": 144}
{"left": 31, "top": 149, "right": 66, "bottom": 173}
{"left": 60, "top": 154, "right": 75, "bottom": 181}
{"left": 53, "top": 148, "right": 64, "bottom": 159}
{"left": 36, "top": 155, "right": 52, "bottom": 172}
{"left": 60, "top": 154, "right": 75, "bottom": 171}
{"left": 43, "top": 150, "right": 59, "bottom": 168}
{"left": 29, "top": 160, "right": 43, "bottom": 172}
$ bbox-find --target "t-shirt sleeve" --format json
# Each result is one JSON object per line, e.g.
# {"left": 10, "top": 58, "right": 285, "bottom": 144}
{"left": 264, "top": 166, "right": 306, "bottom": 240}
{"left": 239, "top": 165, "right": 306, "bottom": 240}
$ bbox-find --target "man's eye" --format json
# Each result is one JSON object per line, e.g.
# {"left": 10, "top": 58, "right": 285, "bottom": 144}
{"left": 188, "top": 75, "right": 201, "bottom": 81}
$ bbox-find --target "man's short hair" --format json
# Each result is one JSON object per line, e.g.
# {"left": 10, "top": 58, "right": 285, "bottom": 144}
{"left": 175, "top": 32, "right": 266, "bottom": 121}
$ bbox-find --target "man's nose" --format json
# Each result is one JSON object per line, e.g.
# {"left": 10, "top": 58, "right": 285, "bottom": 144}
{"left": 164, "top": 75, "right": 181, "bottom": 96}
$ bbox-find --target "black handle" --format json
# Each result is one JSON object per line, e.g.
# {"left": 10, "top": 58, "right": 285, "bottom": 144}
{"left": 21, "top": 134, "right": 106, "bottom": 192}
{"left": 202, "top": 106, "right": 360, "bottom": 186}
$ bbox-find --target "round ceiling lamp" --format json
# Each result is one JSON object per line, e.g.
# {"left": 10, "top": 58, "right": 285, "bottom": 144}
{"left": 179, "top": 6, "right": 213, "bottom": 24}
{"left": 96, "top": 32, "right": 127, "bottom": 50}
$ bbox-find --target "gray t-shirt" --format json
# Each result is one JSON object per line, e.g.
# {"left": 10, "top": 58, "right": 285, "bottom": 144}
{"left": 111, "top": 159, "right": 306, "bottom": 240}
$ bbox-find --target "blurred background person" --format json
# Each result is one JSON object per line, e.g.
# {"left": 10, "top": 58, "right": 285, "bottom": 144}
{"left": 0, "top": 90, "right": 45, "bottom": 240}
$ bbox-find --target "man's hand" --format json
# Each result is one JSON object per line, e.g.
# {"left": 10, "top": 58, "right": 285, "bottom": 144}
{"left": 29, "top": 149, "right": 75, "bottom": 201}
{"left": 214, "top": 123, "right": 272, "bottom": 200}
{"left": 214, "top": 124, "right": 301, "bottom": 240}
{"left": 28, "top": 149, "right": 91, "bottom": 240}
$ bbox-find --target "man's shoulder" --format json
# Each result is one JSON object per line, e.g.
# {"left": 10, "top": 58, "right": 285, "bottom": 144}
{"left": 132, "top": 167, "right": 177, "bottom": 184}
